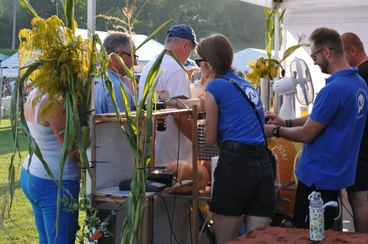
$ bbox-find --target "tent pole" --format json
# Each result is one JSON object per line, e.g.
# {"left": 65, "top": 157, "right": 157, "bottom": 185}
{"left": 86, "top": 0, "right": 96, "bottom": 195}
{"left": 12, "top": 0, "right": 17, "bottom": 50}
{"left": 273, "top": 5, "right": 279, "bottom": 60}
{"left": 273, "top": 2, "right": 282, "bottom": 115}
{"left": 0, "top": 68, "right": 3, "bottom": 120}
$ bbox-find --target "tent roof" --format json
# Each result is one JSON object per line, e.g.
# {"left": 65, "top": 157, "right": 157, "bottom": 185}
{"left": 75, "top": 29, "right": 164, "bottom": 64}
{"left": 0, "top": 54, "right": 9, "bottom": 62}
{"left": 0, "top": 52, "right": 19, "bottom": 78}
{"left": 1, "top": 52, "right": 18, "bottom": 69}
{"left": 232, "top": 48, "right": 268, "bottom": 73}
{"left": 0, "top": 29, "right": 164, "bottom": 78}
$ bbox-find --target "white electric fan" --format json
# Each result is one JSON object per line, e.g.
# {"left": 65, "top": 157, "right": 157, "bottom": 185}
{"left": 273, "top": 58, "right": 315, "bottom": 119}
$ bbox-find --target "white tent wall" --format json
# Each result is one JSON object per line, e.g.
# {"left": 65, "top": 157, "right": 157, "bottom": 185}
{"left": 282, "top": 1, "right": 368, "bottom": 93}
{"left": 0, "top": 52, "right": 18, "bottom": 118}
{"left": 240, "top": 0, "right": 368, "bottom": 116}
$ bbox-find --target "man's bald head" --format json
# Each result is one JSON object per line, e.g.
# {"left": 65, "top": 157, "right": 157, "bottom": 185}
{"left": 341, "top": 32, "right": 365, "bottom": 53}
{"left": 341, "top": 32, "right": 367, "bottom": 67}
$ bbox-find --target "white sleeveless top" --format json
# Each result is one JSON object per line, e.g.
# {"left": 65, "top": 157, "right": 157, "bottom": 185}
{"left": 22, "top": 94, "right": 80, "bottom": 180}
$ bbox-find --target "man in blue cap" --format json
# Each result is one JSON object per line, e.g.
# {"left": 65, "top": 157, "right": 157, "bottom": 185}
{"left": 139, "top": 24, "right": 197, "bottom": 166}
{"left": 138, "top": 24, "right": 197, "bottom": 243}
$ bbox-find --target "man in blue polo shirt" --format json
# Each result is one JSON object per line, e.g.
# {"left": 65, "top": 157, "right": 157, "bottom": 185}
{"left": 265, "top": 27, "right": 368, "bottom": 229}
{"left": 95, "top": 31, "right": 136, "bottom": 114}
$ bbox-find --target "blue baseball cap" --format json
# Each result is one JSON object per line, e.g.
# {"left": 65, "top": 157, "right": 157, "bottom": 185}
{"left": 167, "top": 24, "right": 198, "bottom": 45}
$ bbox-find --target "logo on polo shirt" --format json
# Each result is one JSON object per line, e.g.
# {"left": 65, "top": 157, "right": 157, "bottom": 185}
{"left": 245, "top": 86, "right": 260, "bottom": 106}
{"left": 356, "top": 88, "right": 368, "bottom": 119}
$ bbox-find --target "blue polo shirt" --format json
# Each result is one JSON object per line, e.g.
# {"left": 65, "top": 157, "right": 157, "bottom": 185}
{"left": 95, "top": 69, "right": 135, "bottom": 114}
{"left": 296, "top": 68, "right": 368, "bottom": 190}
{"left": 206, "top": 70, "right": 265, "bottom": 145}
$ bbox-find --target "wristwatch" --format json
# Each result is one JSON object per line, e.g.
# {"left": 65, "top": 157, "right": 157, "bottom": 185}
{"left": 272, "top": 126, "right": 281, "bottom": 137}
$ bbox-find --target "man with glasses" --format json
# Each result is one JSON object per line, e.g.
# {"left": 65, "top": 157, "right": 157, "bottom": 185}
{"left": 95, "top": 31, "right": 136, "bottom": 114}
{"left": 138, "top": 24, "right": 197, "bottom": 244}
{"left": 265, "top": 27, "right": 368, "bottom": 230}
{"left": 341, "top": 32, "right": 368, "bottom": 233}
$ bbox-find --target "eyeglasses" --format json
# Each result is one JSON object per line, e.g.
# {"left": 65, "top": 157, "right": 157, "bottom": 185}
{"left": 310, "top": 48, "right": 324, "bottom": 61}
{"left": 117, "top": 50, "right": 139, "bottom": 60}
{"left": 195, "top": 58, "right": 206, "bottom": 66}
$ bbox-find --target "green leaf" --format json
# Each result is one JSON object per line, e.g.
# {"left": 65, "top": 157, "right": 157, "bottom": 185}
{"left": 63, "top": 0, "right": 75, "bottom": 30}
{"left": 280, "top": 44, "right": 306, "bottom": 63}
{"left": 114, "top": 54, "right": 135, "bottom": 86}
{"left": 18, "top": 0, "right": 38, "bottom": 17}
{"left": 136, "top": 19, "right": 173, "bottom": 51}
{"left": 138, "top": 49, "right": 166, "bottom": 113}
{"left": 167, "top": 50, "right": 187, "bottom": 73}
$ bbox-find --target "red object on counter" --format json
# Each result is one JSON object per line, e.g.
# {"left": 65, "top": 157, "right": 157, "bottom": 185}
{"left": 227, "top": 226, "right": 368, "bottom": 244}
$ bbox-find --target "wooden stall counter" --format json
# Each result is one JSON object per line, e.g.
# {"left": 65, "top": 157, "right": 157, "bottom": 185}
{"left": 228, "top": 227, "right": 368, "bottom": 244}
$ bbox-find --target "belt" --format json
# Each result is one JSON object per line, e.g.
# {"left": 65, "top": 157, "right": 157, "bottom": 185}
{"left": 221, "top": 140, "right": 267, "bottom": 154}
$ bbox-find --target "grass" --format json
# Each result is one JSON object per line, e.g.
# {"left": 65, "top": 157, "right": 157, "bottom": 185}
{"left": 0, "top": 118, "right": 37, "bottom": 244}
{"left": 0, "top": 118, "right": 85, "bottom": 243}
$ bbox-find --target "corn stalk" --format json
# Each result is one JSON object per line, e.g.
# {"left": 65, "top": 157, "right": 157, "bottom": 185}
{"left": 247, "top": 3, "right": 307, "bottom": 87}
{"left": 100, "top": 17, "right": 176, "bottom": 242}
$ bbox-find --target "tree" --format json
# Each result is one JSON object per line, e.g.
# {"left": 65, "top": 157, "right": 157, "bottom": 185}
{"left": 0, "top": 0, "right": 265, "bottom": 51}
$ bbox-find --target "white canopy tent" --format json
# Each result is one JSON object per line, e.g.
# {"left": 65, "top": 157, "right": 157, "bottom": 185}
{"left": 239, "top": 0, "right": 368, "bottom": 92}
{"left": 0, "top": 52, "right": 19, "bottom": 78}
{"left": 232, "top": 48, "right": 268, "bottom": 73}
{"left": 239, "top": 0, "right": 368, "bottom": 117}
{"left": 0, "top": 29, "right": 163, "bottom": 116}
{"left": 0, "top": 29, "right": 164, "bottom": 77}
{"left": 0, "top": 52, "right": 19, "bottom": 117}
{"left": 75, "top": 29, "right": 164, "bottom": 64}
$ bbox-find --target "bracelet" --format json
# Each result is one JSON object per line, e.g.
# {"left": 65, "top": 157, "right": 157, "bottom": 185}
{"left": 285, "top": 119, "right": 293, "bottom": 127}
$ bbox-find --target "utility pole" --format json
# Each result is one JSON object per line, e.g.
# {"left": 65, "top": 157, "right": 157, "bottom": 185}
{"left": 11, "top": 0, "right": 17, "bottom": 50}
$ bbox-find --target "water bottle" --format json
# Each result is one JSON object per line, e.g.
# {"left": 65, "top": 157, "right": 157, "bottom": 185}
{"left": 308, "top": 191, "right": 324, "bottom": 241}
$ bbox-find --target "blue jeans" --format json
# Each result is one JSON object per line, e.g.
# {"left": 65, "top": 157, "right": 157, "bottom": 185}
{"left": 21, "top": 168, "right": 80, "bottom": 244}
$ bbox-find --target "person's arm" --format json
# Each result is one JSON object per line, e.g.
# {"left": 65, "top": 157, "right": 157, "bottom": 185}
{"left": 265, "top": 117, "right": 326, "bottom": 143}
{"left": 44, "top": 101, "right": 78, "bottom": 160}
{"left": 43, "top": 102, "right": 66, "bottom": 145}
{"left": 287, "top": 116, "right": 309, "bottom": 127}
{"left": 265, "top": 111, "right": 308, "bottom": 127}
{"left": 204, "top": 92, "right": 218, "bottom": 146}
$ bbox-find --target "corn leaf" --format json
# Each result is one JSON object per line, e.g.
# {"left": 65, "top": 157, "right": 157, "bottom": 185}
{"left": 138, "top": 49, "right": 166, "bottom": 114}
{"left": 136, "top": 19, "right": 173, "bottom": 51}
{"left": 54, "top": 90, "right": 75, "bottom": 236}
{"left": 115, "top": 54, "right": 135, "bottom": 85}
{"left": 280, "top": 44, "right": 306, "bottom": 63}
{"left": 63, "top": 0, "right": 75, "bottom": 30}
{"left": 18, "top": 0, "right": 38, "bottom": 17}
{"left": 167, "top": 50, "right": 187, "bottom": 73}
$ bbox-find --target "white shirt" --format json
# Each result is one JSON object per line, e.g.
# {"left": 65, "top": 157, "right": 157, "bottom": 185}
{"left": 139, "top": 54, "right": 192, "bottom": 167}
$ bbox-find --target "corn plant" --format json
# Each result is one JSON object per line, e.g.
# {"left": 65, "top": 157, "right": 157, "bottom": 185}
{"left": 97, "top": 4, "right": 176, "bottom": 242}
{"left": 246, "top": 2, "right": 306, "bottom": 87}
